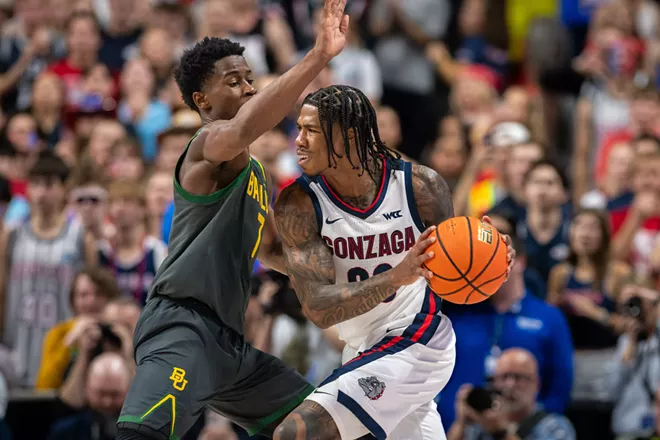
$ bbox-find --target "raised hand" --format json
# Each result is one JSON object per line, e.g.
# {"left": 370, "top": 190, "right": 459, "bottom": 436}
{"left": 314, "top": 0, "right": 349, "bottom": 61}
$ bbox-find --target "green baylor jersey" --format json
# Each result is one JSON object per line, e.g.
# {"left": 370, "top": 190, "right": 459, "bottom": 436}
{"left": 150, "top": 137, "right": 270, "bottom": 335}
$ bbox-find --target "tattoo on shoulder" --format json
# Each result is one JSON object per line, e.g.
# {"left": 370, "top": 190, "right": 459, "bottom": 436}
{"left": 411, "top": 164, "right": 454, "bottom": 228}
{"left": 274, "top": 183, "right": 319, "bottom": 247}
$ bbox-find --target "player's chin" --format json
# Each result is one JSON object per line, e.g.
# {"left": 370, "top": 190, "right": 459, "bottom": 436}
{"left": 298, "top": 156, "right": 321, "bottom": 176}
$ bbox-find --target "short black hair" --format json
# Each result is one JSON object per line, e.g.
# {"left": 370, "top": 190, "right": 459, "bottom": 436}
{"left": 523, "top": 158, "right": 568, "bottom": 189}
{"left": 302, "top": 85, "right": 400, "bottom": 182}
{"left": 28, "top": 151, "right": 70, "bottom": 183}
{"left": 174, "top": 37, "right": 245, "bottom": 112}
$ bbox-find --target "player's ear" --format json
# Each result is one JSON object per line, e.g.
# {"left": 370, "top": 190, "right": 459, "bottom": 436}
{"left": 193, "top": 92, "right": 210, "bottom": 111}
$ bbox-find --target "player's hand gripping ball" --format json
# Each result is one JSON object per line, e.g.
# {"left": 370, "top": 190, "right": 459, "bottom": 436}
{"left": 424, "top": 216, "right": 508, "bottom": 304}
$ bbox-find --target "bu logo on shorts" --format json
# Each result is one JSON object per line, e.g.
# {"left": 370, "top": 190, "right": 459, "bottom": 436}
{"left": 170, "top": 367, "right": 188, "bottom": 391}
{"left": 358, "top": 376, "right": 386, "bottom": 400}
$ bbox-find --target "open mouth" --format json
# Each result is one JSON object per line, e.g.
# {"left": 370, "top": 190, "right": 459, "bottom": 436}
{"left": 297, "top": 152, "right": 310, "bottom": 165}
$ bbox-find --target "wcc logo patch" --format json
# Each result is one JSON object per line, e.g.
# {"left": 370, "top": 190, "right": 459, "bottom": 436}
{"left": 358, "top": 376, "right": 386, "bottom": 400}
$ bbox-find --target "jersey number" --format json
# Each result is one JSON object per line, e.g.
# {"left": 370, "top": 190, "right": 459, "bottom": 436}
{"left": 251, "top": 213, "right": 266, "bottom": 258}
{"left": 347, "top": 263, "right": 396, "bottom": 303}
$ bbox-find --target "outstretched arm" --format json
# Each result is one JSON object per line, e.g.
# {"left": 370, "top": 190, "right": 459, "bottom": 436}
{"left": 274, "top": 183, "right": 436, "bottom": 329}
{"left": 201, "top": 0, "right": 349, "bottom": 165}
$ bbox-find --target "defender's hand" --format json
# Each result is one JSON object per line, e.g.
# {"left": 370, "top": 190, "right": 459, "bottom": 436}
{"left": 313, "top": 0, "right": 349, "bottom": 61}
{"left": 390, "top": 226, "right": 436, "bottom": 286}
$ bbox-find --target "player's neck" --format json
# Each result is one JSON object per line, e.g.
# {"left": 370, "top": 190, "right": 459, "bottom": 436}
{"left": 30, "top": 211, "right": 66, "bottom": 238}
{"left": 323, "top": 162, "right": 383, "bottom": 203}
{"left": 115, "top": 224, "right": 145, "bottom": 250}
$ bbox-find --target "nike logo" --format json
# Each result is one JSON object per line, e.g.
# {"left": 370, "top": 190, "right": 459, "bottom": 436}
{"left": 325, "top": 217, "right": 342, "bottom": 225}
{"left": 312, "top": 389, "right": 334, "bottom": 396}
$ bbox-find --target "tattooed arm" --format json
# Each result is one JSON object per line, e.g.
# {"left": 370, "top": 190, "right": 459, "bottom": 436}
{"left": 274, "top": 182, "right": 437, "bottom": 329}
{"left": 411, "top": 164, "right": 455, "bottom": 228}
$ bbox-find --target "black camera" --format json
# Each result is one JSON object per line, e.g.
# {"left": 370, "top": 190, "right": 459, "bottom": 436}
{"left": 466, "top": 387, "right": 500, "bottom": 413}
{"left": 621, "top": 296, "right": 644, "bottom": 320}
{"left": 621, "top": 296, "right": 651, "bottom": 341}
{"left": 91, "top": 323, "right": 123, "bottom": 358}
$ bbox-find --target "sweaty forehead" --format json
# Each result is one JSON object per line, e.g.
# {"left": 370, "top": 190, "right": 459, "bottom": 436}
{"left": 214, "top": 55, "right": 250, "bottom": 76}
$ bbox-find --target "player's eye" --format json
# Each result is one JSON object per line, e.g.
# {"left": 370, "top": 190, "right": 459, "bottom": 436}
{"left": 247, "top": 79, "right": 254, "bottom": 85}
{"left": 229, "top": 81, "right": 239, "bottom": 87}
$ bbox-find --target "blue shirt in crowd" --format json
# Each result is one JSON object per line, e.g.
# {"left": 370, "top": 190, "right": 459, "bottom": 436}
{"left": 438, "top": 291, "right": 574, "bottom": 427}
{"left": 161, "top": 200, "right": 174, "bottom": 245}
{"left": 463, "top": 412, "right": 576, "bottom": 440}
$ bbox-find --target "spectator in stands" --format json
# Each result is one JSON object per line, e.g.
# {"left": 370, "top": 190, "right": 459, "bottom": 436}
{"left": 306, "top": 3, "right": 382, "bottom": 103}
{"left": 519, "top": 159, "right": 571, "bottom": 281}
{"left": 0, "top": 112, "right": 42, "bottom": 192}
{"left": 491, "top": 140, "right": 545, "bottom": 225}
{"left": 428, "top": 116, "right": 467, "bottom": 191}
{"left": 611, "top": 152, "right": 660, "bottom": 278}
{"left": 117, "top": 57, "right": 171, "bottom": 161}
{"left": 97, "top": 0, "right": 142, "bottom": 71}
{"left": 611, "top": 275, "right": 660, "bottom": 438}
{"left": 81, "top": 118, "right": 126, "bottom": 172}
{"left": 447, "top": 348, "right": 576, "bottom": 440}
{"left": 0, "top": 152, "right": 97, "bottom": 388}
{"left": 453, "top": 121, "right": 532, "bottom": 218}
{"left": 145, "top": 170, "right": 173, "bottom": 240}
{"left": 148, "top": 2, "right": 192, "bottom": 59}
{"left": 548, "top": 208, "right": 631, "bottom": 440}
{"left": 154, "top": 109, "right": 201, "bottom": 174}
{"left": 30, "top": 72, "right": 65, "bottom": 149}
{"left": 438, "top": 234, "right": 573, "bottom": 427}
{"left": 48, "top": 11, "right": 103, "bottom": 125}
{"left": 488, "top": 211, "right": 547, "bottom": 300}
{"left": 99, "top": 180, "right": 167, "bottom": 305}
{"left": 580, "top": 136, "right": 635, "bottom": 210}
{"left": 50, "top": 352, "right": 132, "bottom": 440}
{"left": 106, "top": 137, "right": 145, "bottom": 181}
{"left": 35, "top": 266, "right": 119, "bottom": 390}
{"left": 0, "top": 0, "right": 63, "bottom": 113}
{"left": 138, "top": 27, "right": 176, "bottom": 94}
{"left": 67, "top": 162, "right": 111, "bottom": 241}
{"left": 369, "top": 0, "right": 450, "bottom": 159}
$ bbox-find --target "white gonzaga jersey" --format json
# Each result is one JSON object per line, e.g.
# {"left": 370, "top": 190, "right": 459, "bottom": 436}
{"left": 297, "top": 159, "right": 434, "bottom": 344}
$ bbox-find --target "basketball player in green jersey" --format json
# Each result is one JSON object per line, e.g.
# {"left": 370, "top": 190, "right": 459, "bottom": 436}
{"left": 116, "top": 1, "right": 349, "bottom": 439}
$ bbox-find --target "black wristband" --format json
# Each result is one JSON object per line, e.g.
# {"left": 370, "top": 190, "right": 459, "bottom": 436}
{"left": 490, "top": 429, "right": 508, "bottom": 440}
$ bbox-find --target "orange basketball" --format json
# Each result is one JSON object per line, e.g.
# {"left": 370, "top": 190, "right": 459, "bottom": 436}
{"left": 424, "top": 216, "right": 508, "bottom": 305}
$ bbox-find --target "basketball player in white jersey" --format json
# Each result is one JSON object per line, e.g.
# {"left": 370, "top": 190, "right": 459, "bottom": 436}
{"left": 273, "top": 85, "right": 515, "bottom": 439}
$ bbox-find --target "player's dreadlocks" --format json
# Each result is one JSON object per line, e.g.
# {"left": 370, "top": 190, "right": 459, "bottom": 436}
{"left": 302, "top": 85, "right": 400, "bottom": 182}
{"left": 174, "top": 37, "right": 245, "bottom": 112}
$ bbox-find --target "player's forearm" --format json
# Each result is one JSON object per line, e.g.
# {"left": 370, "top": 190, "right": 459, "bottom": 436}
{"left": 207, "top": 50, "right": 328, "bottom": 162}
{"left": 296, "top": 271, "right": 402, "bottom": 329}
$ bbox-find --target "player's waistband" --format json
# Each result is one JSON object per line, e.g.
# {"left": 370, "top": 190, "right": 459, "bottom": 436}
{"left": 320, "top": 288, "right": 443, "bottom": 387}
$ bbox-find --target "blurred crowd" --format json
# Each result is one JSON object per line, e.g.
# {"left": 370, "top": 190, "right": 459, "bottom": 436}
{"left": 0, "top": 0, "right": 657, "bottom": 439}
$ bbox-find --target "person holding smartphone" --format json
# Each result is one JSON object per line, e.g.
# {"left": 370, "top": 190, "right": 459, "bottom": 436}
{"left": 447, "top": 348, "right": 575, "bottom": 440}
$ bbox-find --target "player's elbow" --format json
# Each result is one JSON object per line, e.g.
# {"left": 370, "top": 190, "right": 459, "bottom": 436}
{"left": 302, "top": 306, "right": 333, "bottom": 329}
